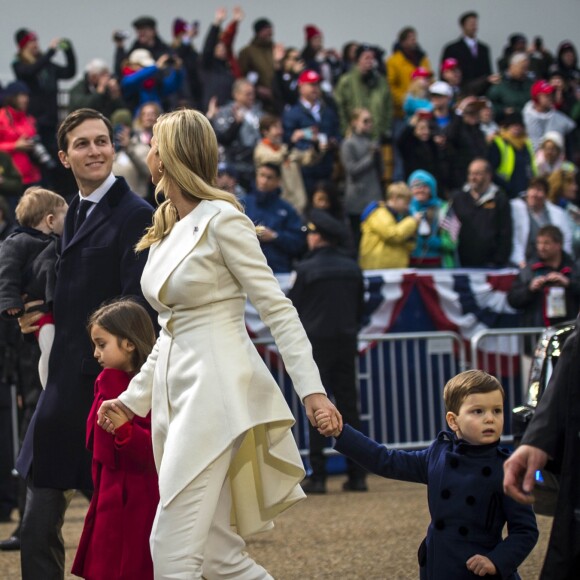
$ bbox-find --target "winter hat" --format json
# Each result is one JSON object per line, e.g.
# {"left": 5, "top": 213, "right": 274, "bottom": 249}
{"left": 298, "top": 69, "right": 321, "bottom": 85}
{"left": 305, "top": 25, "right": 322, "bottom": 42}
{"left": 15, "top": 28, "right": 37, "bottom": 50}
{"left": 541, "top": 131, "right": 564, "bottom": 151}
{"left": 2, "top": 81, "right": 30, "bottom": 98}
{"left": 411, "top": 67, "right": 431, "bottom": 80}
{"left": 253, "top": 18, "right": 272, "bottom": 35}
{"left": 132, "top": 16, "right": 157, "bottom": 30}
{"left": 173, "top": 18, "right": 188, "bottom": 37}
{"left": 355, "top": 43, "right": 374, "bottom": 61}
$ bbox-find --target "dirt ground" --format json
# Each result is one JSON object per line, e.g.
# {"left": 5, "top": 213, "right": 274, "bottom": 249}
{"left": 0, "top": 474, "right": 551, "bottom": 579}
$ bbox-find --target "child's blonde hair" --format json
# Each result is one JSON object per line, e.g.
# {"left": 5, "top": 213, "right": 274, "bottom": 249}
{"left": 386, "top": 182, "right": 412, "bottom": 202}
{"left": 87, "top": 298, "right": 156, "bottom": 371}
{"left": 406, "top": 77, "right": 430, "bottom": 99}
{"left": 443, "top": 370, "right": 505, "bottom": 414}
{"left": 15, "top": 187, "right": 67, "bottom": 229}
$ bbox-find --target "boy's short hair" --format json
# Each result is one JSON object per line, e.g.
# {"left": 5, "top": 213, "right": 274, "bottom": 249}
{"left": 15, "top": 187, "right": 67, "bottom": 229}
{"left": 386, "top": 182, "right": 412, "bottom": 202}
{"left": 259, "top": 114, "right": 281, "bottom": 135}
{"left": 443, "top": 370, "right": 505, "bottom": 414}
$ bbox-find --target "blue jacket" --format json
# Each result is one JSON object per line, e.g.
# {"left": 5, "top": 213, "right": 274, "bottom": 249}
{"left": 282, "top": 99, "right": 340, "bottom": 181}
{"left": 243, "top": 189, "right": 306, "bottom": 273}
{"left": 121, "top": 66, "right": 183, "bottom": 111}
{"left": 408, "top": 170, "right": 446, "bottom": 264}
{"left": 335, "top": 425, "right": 538, "bottom": 580}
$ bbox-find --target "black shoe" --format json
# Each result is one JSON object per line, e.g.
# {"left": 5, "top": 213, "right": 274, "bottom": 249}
{"left": 301, "top": 477, "right": 327, "bottom": 494}
{"left": 342, "top": 478, "right": 368, "bottom": 492}
{"left": 0, "top": 536, "right": 20, "bottom": 551}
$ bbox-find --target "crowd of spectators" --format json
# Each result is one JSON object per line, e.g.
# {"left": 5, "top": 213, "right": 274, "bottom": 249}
{"left": 1, "top": 8, "right": 580, "bottom": 281}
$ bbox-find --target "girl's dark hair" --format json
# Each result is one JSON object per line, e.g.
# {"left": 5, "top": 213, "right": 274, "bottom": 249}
{"left": 307, "top": 180, "right": 345, "bottom": 219}
{"left": 87, "top": 298, "right": 155, "bottom": 371}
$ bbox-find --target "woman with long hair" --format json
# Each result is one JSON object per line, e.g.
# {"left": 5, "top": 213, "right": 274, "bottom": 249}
{"left": 340, "top": 107, "right": 383, "bottom": 248}
{"left": 98, "top": 108, "right": 341, "bottom": 578}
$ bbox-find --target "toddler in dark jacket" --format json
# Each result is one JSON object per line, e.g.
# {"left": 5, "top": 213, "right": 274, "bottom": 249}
{"left": 316, "top": 370, "right": 538, "bottom": 579}
{"left": 0, "top": 187, "right": 67, "bottom": 387}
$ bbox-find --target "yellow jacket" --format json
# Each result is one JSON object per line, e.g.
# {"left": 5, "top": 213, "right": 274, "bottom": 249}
{"left": 359, "top": 203, "right": 418, "bottom": 269}
{"left": 386, "top": 51, "right": 432, "bottom": 119}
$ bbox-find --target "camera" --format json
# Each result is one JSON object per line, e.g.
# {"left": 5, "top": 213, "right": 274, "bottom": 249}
{"left": 113, "top": 30, "right": 130, "bottom": 42}
{"left": 29, "top": 136, "right": 56, "bottom": 170}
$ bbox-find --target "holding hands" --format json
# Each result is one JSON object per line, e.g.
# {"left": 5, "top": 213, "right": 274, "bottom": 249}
{"left": 97, "top": 399, "right": 135, "bottom": 434}
{"left": 314, "top": 409, "right": 341, "bottom": 437}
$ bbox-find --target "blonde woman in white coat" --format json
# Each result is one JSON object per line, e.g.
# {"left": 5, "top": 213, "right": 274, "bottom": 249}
{"left": 97, "top": 108, "right": 341, "bottom": 579}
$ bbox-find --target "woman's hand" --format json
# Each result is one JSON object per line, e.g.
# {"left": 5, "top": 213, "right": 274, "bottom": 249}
{"left": 304, "top": 393, "right": 343, "bottom": 434}
{"left": 98, "top": 399, "right": 135, "bottom": 433}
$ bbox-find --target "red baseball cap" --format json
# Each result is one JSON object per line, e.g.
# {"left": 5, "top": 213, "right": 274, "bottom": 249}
{"left": 441, "top": 58, "right": 459, "bottom": 72}
{"left": 531, "top": 80, "right": 555, "bottom": 100}
{"left": 298, "top": 69, "right": 321, "bottom": 85}
{"left": 411, "top": 67, "right": 431, "bottom": 80}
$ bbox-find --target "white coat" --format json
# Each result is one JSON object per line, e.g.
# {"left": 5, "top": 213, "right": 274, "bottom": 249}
{"left": 119, "top": 199, "right": 326, "bottom": 537}
{"left": 509, "top": 197, "right": 572, "bottom": 266}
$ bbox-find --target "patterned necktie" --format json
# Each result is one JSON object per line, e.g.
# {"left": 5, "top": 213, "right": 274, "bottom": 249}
{"left": 74, "top": 199, "right": 92, "bottom": 234}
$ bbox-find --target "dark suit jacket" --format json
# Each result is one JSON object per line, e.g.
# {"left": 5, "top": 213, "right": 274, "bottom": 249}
{"left": 16, "top": 177, "right": 153, "bottom": 490}
{"left": 441, "top": 37, "right": 492, "bottom": 88}
{"left": 521, "top": 320, "right": 580, "bottom": 579}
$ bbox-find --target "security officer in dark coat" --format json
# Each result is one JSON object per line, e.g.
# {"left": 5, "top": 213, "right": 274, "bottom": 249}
{"left": 288, "top": 209, "right": 366, "bottom": 493}
{"left": 504, "top": 314, "right": 580, "bottom": 579}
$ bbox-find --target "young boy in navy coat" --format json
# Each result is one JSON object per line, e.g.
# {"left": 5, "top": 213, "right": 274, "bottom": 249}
{"left": 316, "top": 370, "right": 538, "bottom": 579}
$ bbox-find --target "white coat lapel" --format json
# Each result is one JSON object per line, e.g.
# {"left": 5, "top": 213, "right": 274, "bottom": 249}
{"left": 146, "top": 200, "right": 220, "bottom": 301}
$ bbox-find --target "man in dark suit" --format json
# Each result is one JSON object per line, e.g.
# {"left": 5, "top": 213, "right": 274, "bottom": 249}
{"left": 441, "top": 11, "right": 495, "bottom": 94}
{"left": 15, "top": 108, "right": 153, "bottom": 579}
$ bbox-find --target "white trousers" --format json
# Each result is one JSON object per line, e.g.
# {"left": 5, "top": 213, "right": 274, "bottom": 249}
{"left": 37, "top": 323, "right": 54, "bottom": 389}
{"left": 150, "top": 440, "right": 273, "bottom": 580}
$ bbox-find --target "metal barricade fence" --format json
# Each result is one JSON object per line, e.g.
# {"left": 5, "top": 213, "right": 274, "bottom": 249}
{"left": 469, "top": 326, "right": 544, "bottom": 442}
{"left": 252, "top": 331, "right": 466, "bottom": 456}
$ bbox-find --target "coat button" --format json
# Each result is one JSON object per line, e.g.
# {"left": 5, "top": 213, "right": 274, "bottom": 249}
{"left": 441, "top": 489, "right": 451, "bottom": 500}
{"left": 449, "top": 457, "right": 459, "bottom": 468}
{"left": 458, "top": 526, "right": 469, "bottom": 536}
{"left": 435, "top": 519, "right": 445, "bottom": 530}
{"left": 466, "top": 495, "right": 476, "bottom": 506}
{"left": 482, "top": 466, "right": 492, "bottom": 477}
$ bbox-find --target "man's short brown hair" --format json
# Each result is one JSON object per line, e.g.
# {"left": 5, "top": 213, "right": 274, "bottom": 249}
{"left": 15, "top": 187, "right": 67, "bottom": 228}
{"left": 443, "top": 370, "right": 504, "bottom": 414}
{"left": 537, "top": 224, "right": 563, "bottom": 245}
{"left": 528, "top": 176, "right": 549, "bottom": 194}
{"left": 57, "top": 108, "right": 114, "bottom": 152}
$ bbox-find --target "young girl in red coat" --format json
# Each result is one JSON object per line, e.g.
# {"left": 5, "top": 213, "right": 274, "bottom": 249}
{"left": 72, "top": 299, "right": 158, "bottom": 580}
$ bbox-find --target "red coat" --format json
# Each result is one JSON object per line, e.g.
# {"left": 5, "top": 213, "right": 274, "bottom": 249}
{"left": 0, "top": 106, "right": 41, "bottom": 185}
{"left": 72, "top": 368, "right": 159, "bottom": 580}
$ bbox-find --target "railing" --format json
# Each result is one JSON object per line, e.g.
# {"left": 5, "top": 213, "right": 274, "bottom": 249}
{"left": 253, "top": 331, "right": 466, "bottom": 455}
{"left": 254, "top": 326, "right": 545, "bottom": 460}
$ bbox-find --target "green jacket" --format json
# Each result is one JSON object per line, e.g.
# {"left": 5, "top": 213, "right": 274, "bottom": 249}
{"left": 334, "top": 68, "right": 392, "bottom": 141}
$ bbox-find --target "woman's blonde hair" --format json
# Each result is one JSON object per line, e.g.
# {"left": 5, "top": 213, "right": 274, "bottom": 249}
{"left": 547, "top": 165, "right": 578, "bottom": 204}
{"left": 135, "top": 109, "right": 243, "bottom": 251}
{"left": 346, "top": 108, "right": 370, "bottom": 138}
